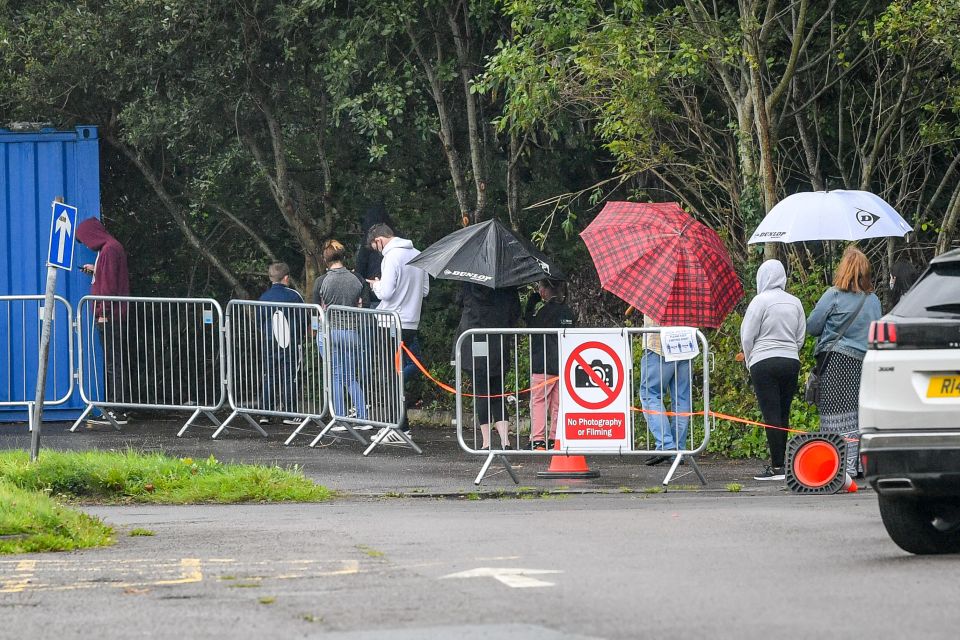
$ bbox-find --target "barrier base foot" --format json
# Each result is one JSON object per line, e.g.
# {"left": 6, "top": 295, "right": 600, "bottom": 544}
{"left": 177, "top": 409, "right": 221, "bottom": 438}
{"left": 68, "top": 405, "right": 94, "bottom": 433}
{"left": 213, "top": 411, "right": 267, "bottom": 439}
{"left": 474, "top": 452, "right": 520, "bottom": 485}
{"left": 661, "top": 455, "right": 707, "bottom": 488}
{"left": 308, "top": 419, "right": 370, "bottom": 448}
{"left": 363, "top": 427, "right": 422, "bottom": 456}
{"left": 286, "top": 417, "right": 326, "bottom": 446}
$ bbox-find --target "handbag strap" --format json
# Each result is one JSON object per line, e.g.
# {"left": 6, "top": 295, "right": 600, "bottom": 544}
{"left": 815, "top": 293, "right": 868, "bottom": 374}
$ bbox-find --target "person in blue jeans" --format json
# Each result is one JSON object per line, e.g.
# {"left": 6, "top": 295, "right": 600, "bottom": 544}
{"left": 313, "top": 240, "right": 369, "bottom": 427}
{"left": 639, "top": 316, "right": 692, "bottom": 465}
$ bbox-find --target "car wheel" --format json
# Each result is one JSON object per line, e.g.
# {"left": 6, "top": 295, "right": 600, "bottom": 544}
{"left": 877, "top": 495, "right": 960, "bottom": 555}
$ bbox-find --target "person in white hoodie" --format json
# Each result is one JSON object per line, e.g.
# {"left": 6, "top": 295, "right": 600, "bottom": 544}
{"left": 740, "top": 259, "right": 806, "bottom": 481}
{"left": 366, "top": 223, "right": 430, "bottom": 437}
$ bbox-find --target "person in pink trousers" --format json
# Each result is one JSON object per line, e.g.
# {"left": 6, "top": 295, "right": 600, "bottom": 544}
{"left": 525, "top": 279, "right": 575, "bottom": 450}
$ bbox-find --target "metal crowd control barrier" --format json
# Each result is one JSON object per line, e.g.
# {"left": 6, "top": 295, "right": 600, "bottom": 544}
{"left": 309, "top": 305, "right": 420, "bottom": 455}
{"left": 218, "top": 300, "right": 327, "bottom": 442}
{"left": 0, "top": 295, "right": 74, "bottom": 430}
{"left": 455, "top": 327, "right": 710, "bottom": 486}
{"left": 70, "top": 296, "right": 225, "bottom": 435}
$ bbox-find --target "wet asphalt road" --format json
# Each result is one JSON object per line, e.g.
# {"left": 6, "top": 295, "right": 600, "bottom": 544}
{"left": 3, "top": 419, "right": 954, "bottom": 638}
{"left": 3, "top": 493, "right": 959, "bottom": 640}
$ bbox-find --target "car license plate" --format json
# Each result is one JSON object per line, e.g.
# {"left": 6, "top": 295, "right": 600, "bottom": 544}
{"left": 927, "top": 375, "right": 960, "bottom": 398}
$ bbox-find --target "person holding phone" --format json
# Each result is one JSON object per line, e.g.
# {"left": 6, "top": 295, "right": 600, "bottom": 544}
{"left": 76, "top": 217, "right": 131, "bottom": 425}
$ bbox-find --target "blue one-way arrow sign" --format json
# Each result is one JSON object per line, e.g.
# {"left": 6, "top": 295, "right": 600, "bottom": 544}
{"left": 47, "top": 201, "right": 78, "bottom": 270}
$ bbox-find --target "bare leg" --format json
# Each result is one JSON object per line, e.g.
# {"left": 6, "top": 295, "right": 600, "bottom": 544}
{"left": 494, "top": 420, "right": 510, "bottom": 448}
{"left": 480, "top": 423, "right": 491, "bottom": 449}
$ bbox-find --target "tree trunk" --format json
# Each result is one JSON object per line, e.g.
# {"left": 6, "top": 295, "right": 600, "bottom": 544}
{"left": 935, "top": 182, "right": 960, "bottom": 256}
{"left": 446, "top": 1, "right": 486, "bottom": 223}
{"left": 108, "top": 137, "right": 250, "bottom": 298}
{"left": 407, "top": 20, "right": 472, "bottom": 226}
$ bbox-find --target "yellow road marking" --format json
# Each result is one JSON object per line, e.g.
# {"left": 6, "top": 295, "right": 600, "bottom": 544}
{"left": 0, "top": 560, "right": 36, "bottom": 593}
{"left": 1, "top": 558, "right": 361, "bottom": 594}
{"left": 151, "top": 559, "right": 202, "bottom": 586}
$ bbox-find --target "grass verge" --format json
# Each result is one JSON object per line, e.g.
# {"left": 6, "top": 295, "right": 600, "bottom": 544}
{"left": 0, "top": 449, "right": 332, "bottom": 554}
{"left": 0, "top": 450, "right": 331, "bottom": 504}
{"left": 0, "top": 480, "right": 114, "bottom": 554}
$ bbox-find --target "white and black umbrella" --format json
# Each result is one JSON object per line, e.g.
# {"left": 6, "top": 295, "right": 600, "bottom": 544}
{"left": 748, "top": 190, "right": 912, "bottom": 244}
{"left": 407, "top": 218, "right": 564, "bottom": 288}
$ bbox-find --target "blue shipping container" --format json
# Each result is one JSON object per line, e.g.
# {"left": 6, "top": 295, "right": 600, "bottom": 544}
{"left": 0, "top": 125, "right": 101, "bottom": 422}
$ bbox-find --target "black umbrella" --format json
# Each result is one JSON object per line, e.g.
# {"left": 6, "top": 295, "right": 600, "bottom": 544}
{"left": 408, "top": 219, "right": 565, "bottom": 288}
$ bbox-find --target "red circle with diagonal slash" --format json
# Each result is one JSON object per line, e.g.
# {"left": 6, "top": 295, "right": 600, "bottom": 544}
{"left": 564, "top": 341, "right": 625, "bottom": 410}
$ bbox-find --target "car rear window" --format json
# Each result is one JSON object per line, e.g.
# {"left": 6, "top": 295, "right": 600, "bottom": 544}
{"left": 893, "top": 263, "right": 960, "bottom": 318}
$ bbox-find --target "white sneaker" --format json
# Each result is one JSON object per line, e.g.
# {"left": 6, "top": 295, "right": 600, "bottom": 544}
{"left": 330, "top": 425, "right": 348, "bottom": 433}
{"left": 88, "top": 410, "right": 128, "bottom": 426}
{"left": 356, "top": 424, "right": 374, "bottom": 431}
{"left": 282, "top": 418, "right": 302, "bottom": 426}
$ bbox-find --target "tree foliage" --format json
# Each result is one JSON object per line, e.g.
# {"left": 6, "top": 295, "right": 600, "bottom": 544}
{"left": 3, "top": 0, "right": 960, "bottom": 453}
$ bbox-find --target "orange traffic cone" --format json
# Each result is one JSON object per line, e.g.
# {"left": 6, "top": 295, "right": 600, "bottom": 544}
{"left": 784, "top": 432, "right": 851, "bottom": 495}
{"left": 842, "top": 473, "right": 858, "bottom": 493}
{"left": 536, "top": 439, "right": 599, "bottom": 479}
{"left": 792, "top": 439, "right": 840, "bottom": 489}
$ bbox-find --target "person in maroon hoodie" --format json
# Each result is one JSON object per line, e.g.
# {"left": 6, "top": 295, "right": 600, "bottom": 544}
{"left": 76, "top": 218, "right": 131, "bottom": 424}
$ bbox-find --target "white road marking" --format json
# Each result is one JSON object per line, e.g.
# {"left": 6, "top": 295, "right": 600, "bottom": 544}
{"left": 440, "top": 567, "right": 562, "bottom": 588}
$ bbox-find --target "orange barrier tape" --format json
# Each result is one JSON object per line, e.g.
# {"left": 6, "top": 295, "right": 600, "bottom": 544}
{"left": 399, "top": 343, "right": 856, "bottom": 442}
{"left": 398, "top": 342, "right": 559, "bottom": 399}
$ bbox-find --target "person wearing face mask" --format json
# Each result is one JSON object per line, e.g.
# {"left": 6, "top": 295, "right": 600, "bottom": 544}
{"left": 888, "top": 259, "right": 918, "bottom": 309}
{"left": 365, "top": 223, "right": 430, "bottom": 440}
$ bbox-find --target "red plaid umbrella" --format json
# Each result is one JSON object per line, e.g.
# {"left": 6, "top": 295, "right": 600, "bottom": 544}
{"left": 580, "top": 201, "right": 743, "bottom": 328}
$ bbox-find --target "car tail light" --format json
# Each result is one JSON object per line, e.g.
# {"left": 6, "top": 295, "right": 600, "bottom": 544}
{"left": 869, "top": 320, "right": 898, "bottom": 349}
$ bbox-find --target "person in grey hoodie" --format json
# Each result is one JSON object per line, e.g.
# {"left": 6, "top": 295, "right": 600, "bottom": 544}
{"left": 740, "top": 259, "right": 806, "bottom": 481}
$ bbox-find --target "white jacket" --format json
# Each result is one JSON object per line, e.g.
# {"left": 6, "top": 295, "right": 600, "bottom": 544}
{"left": 370, "top": 237, "right": 430, "bottom": 330}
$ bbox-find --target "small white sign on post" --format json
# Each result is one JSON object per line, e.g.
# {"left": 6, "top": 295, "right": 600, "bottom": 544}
{"left": 660, "top": 327, "right": 700, "bottom": 362}
{"left": 558, "top": 329, "right": 632, "bottom": 452}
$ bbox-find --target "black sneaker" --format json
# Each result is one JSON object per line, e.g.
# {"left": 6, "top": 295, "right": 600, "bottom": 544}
{"left": 645, "top": 454, "right": 669, "bottom": 467}
{"left": 754, "top": 466, "right": 786, "bottom": 481}
{"left": 530, "top": 440, "right": 547, "bottom": 451}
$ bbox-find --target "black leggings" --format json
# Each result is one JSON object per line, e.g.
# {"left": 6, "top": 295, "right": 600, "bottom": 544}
{"left": 750, "top": 357, "right": 800, "bottom": 468}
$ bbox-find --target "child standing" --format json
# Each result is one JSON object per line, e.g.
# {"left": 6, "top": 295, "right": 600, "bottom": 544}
{"left": 525, "top": 279, "right": 574, "bottom": 450}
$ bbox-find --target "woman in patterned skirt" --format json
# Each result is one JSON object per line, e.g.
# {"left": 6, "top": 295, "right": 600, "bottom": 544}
{"left": 806, "top": 246, "right": 882, "bottom": 476}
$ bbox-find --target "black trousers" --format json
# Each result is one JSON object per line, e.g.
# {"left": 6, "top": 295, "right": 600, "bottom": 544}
{"left": 97, "top": 317, "right": 130, "bottom": 404}
{"left": 750, "top": 357, "right": 800, "bottom": 468}
{"left": 398, "top": 329, "right": 420, "bottom": 432}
